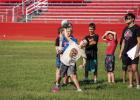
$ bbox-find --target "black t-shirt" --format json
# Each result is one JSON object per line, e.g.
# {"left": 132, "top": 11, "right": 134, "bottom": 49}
{"left": 55, "top": 37, "right": 60, "bottom": 57}
{"left": 55, "top": 37, "right": 59, "bottom": 46}
{"left": 84, "top": 34, "right": 99, "bottom": 59}
{"left": 122, "top": 24, "right": 140, "bottom": 54}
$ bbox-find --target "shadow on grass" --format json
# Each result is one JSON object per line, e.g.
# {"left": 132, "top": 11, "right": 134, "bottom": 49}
{"left": 79, "top": 80, "right": 108, "bottom": 90}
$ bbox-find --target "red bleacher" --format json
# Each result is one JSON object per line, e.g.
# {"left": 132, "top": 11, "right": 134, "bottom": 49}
{"left": 48, "top": 0, "right": 84, "bottom": 3}
{"left": 31, "top": 0, "right": 140, "bottom": 24}
{"left": 0, "top": 0, "right": 22, "bottom": 3}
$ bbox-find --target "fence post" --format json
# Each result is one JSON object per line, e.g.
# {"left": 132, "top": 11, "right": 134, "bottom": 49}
{"left": 12, "top": 7, "right": 15, "bottom": 23}
{"left": 26, "top": 8, "right": 28, "bottom": 22}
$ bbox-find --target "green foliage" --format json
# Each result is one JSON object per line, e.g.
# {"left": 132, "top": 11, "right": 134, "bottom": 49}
{"left": 0, "top": 41, "right": 139, "bottom": 100}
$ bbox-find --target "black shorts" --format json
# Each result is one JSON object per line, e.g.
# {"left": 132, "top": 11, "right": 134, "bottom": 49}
{"left": 122, "top": 54, "right": 139, "bottom": 66}
{"left": 85, "top": 59, "right": 98, "bottom": 75}
{"left": 105, "top": 55, "right": 115, "bottom": 72}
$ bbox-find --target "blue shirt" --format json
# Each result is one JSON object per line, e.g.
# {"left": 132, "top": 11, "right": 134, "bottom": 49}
{"left": 62, "top": 35, "right": 77, "bottom": 52}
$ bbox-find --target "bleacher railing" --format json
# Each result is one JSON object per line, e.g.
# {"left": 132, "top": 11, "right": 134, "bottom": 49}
{"left": 0, "top": 15, "right": 4, "bottom": 22}
{"left": 12, "top": 0, "right": 33, "bottom": 22}
{"left": 12, "top": 0, "right": 48, "bottom": 22}
{"left": 25, "top": 0, "right": 48, "bottom": 22}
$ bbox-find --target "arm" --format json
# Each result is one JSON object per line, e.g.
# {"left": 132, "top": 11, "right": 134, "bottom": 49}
{"left": 119, "top": 39, "right": 125, "bottom": 59}
{"left": 55, "top": 46, "right": 59, "bottom": 54}
{"left": 89, "top": 35, "right": 99, "bottom": 45}
{"left": 109, "top": 31, "right": 117, "bottom": 40}
{"left": 102, "top": 31, "right": 108, "bottom": 41}
{"left": 102, "top": 31, "right": 117, "bottom": 40}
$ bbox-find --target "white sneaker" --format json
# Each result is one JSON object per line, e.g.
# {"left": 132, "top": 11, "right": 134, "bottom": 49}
{"left": 94, "top": 80, "right": 97, "bottom": 84}
{"left": 128, "top": 84, "right": 133, "bottom": 88}
{"left": 77, "top": 89, "right": 82, "bottom": 92}
{"left": 136, "top": 85, "right": 140, "bottom": 89}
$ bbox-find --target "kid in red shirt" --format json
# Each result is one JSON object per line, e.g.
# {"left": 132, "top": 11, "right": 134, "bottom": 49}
{"left": 102, "top": 31, "right": 117, "bottom": 83}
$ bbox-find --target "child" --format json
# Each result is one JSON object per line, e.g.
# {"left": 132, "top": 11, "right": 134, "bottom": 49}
{"left": 102, "top": 31, "right": 117, "bottom": 83}
{"left": 52, "top": 25, "right": 82, "bottom": 92}
{"left": 55, "top": 27, "right": 68, "bottom": 85}
{"left": 83, "top": 23, "right": 99, "bottom": 83}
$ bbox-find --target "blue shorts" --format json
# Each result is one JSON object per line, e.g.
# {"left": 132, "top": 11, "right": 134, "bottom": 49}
{"left": 85, "top": 59, "right": 98, "bottom": 74}
{"left": 56, "top": 55, "right": 61, "bottom": 68}
{"left": 105, "top": 55, "right": 115, "bottom": 72}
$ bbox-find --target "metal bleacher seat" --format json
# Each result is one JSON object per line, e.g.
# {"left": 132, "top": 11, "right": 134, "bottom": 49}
{"left": 0, "top": 0, "right": 21, "bottom": 22}
{"left": 31, "top": 0, "right": 140, "bottom": 24}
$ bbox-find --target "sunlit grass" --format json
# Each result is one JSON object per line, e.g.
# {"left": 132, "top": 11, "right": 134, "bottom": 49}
{"left": 0, "top": 40, "right": 139, "bottom": 100}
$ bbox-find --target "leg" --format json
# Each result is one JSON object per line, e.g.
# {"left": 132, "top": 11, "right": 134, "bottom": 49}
{"left": 68, "top": 65, "right": 82, "bottom": 91}
{"left": 127, "top": 65, "right": 133, "bottom": 87}
{"left": 132, "top": 64, "right": 139, "bottom": 87}
{"left": 122, "top": 64, "right": 127, "bottom": 83}
{"left": 63, "top": 75, "right": 68, "bottom": 84}
{"left": 70, "top": 74, "right": 81, "bottom": 90}
{"left": 56, "top": 68, "right": 60, "bottom": 82}
{"left": 122, "top": 71, "right": 126, "bottom": 83}
{"left": 107, "top": 72, "right": 111, "bottom": 83}
{"left": 85, "top": 70, "right": 89, "bottom": 80}
{"left": 56, "top": 63, "right": 68, "bottom": 86}
{"left": 111, "top": 72, "right": 115, "bottom": 83}
{"left": 93, "top": 59, "right": 98, "bottom": 83}
{"left": 84, "top": 59, "right": 89, "bottom": 80}
{"left": 93, "top": 72, "right": 97, "bottom": 83}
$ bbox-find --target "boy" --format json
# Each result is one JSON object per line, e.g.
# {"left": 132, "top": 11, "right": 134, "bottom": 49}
{"left": 102, "top": 31, "right": 117, "bottom": 83}
{"left": 52, "top": 25, "right": 82, "bottom": 92}
{"left": 55, "top": 27, "right": 68, "bottom": 85}
{"left": 83, "top": 23, "right": 99, "bottom": 83}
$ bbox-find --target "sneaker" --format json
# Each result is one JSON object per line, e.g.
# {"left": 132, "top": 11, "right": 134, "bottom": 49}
{"left": 52, "top": 86, "right": 60, "bottom": 93}
{"left": 136, "top": 85, "right": 140, "bottom": 89}
{"left": 77, "top": 88, "right": 82, "bottom": 92}
{"left": 123, "top": 80, "right": 126, "bottom": 84}
{"left": 128, "top": 84, "right": 133, "bottom": 88}
{"left": 94, "top": 80, "right": 97, "bottom": 84}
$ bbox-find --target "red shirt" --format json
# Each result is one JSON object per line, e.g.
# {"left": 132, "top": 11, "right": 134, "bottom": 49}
{"left": 105, "top": 38, "right": 117, "bottom": 55}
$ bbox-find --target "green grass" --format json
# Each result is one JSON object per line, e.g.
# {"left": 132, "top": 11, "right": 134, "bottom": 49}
{"left": 0, "top": 40, "right": 139, "bottom": 100}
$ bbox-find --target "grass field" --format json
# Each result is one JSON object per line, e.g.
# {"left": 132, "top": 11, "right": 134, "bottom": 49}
{"left": 0, "top": 40, "right": 140, "bottom": 100}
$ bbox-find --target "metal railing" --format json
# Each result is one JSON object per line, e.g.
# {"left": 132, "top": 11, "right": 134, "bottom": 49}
{"left": 0, "top": 15, "right": 4, "bottom": 22}
{"left": 25, "top": 0, "right": 48, "bottom": 22}
{"left": 12, "top": 0, "right": 34, "bottom": 22}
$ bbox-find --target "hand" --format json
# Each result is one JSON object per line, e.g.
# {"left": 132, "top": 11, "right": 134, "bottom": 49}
{"left": 57, "top": 47, "right": 63, "bottom": 54}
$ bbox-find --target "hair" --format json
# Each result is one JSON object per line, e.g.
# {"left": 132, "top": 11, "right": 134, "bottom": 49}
{"left": 89, "top": 22, "right": 96, "bottom": 30}
{"left": 62, "top": 22, "right": 72, "bottom": 29}
{"left": 58, "top": 27, "right": 64, "bottom": 34}
{"left": 107, "top": 32, "right": 114, "bottom": 37}
{"left": 125, "top": 13, "right": 135, "bottom": 20}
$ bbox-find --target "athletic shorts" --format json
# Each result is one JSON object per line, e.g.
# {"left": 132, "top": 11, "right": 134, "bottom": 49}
{"left": 60, "top": 63, "right": 77, "bottom": 78}
{"left": 56, "top": 55, "right": 61, "bottom": 68}
{"left": 85, "top": 59, "right": 98, "bottom": 74}
{"left": 105, "top": 55, "right": 115, "bottom": 72}
{"left": 122, "top": 53, "right": 139, "bottom": 66}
